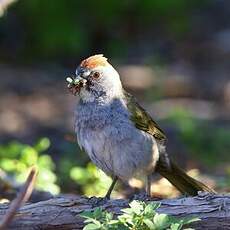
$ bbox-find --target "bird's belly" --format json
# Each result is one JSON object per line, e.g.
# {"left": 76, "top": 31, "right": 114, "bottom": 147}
{"left": 78, "top": 125, "right": 159, "bottom": 181}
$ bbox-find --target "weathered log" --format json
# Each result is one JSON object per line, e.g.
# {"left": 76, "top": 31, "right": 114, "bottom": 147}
{"left": 0, "top": 193, "right": 229, "bottom": 230}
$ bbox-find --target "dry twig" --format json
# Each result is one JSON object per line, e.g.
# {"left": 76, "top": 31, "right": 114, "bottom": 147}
{"left": 0, "top": 166, "right": 37, "bottom": 230}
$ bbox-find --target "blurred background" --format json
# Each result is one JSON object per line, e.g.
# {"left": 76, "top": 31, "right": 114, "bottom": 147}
{"left": 0, "top": 0, "right": 229, "bottom": 200}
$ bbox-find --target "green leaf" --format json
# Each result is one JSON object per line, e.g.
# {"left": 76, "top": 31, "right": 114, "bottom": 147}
{"left": 38, "top": 155, "right": 55, "bottom": 170}
{"left": 153, "top": 213, "right": 171, "bottom": 229}
{"left": 93, "top": 207, "right": 103, "bottom": 219}
{"left": 38, "top": 168, "right": 56, "bottom": 183}
{"left": 84, "top": 219, "right": 95, "bottom": 224}
{"left": 70, "top": 167, "right": 91, "bottom": 185}
{"left": 143, "top": 218, "right": 156, "bottom": 229}
{"left": 83, "top": 223, "right": 101, "bottom": 230}
{"left": 170, "top": 223, "right": 182, "bottom": 230}
{"left": 151, "top": 202, "right": 161, "bottom": 210}
{"left": 0, "top": 159, "right": 17, "bottom": 171}
{"left": 80, "top": 211, "right": 95, "bottom": 219}
{"left": 105, "top": 212, "right": 113, "bottom": 221}
{"left": 121, "top": 208, "right": 134, "bottom": 214}
{"left": 108, "top": 219, "right": 120, "bottom": 225}
{"left": 37, "top": 183, "right": 59, "bottom": 195}
{"left": 34, "top": 138, "right": 50, "bottom": 152}
{"left": 90, "top": 219, "right": 101, "bottom": 226}
{"left": 144, "top": 202, "right": 160, "bottom": 215}
{"left": 181, "top": 217, "right": 200, "bottom": 225}
{"left": 21, "top": 146, "right": 38, "bottom": 165}
{"left": 129, "top": 200, "right": 144, "bottom": 215}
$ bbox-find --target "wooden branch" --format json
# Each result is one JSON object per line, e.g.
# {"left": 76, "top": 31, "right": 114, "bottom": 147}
{"left": 0, "top": 193, "right": 229, "bottom": 229}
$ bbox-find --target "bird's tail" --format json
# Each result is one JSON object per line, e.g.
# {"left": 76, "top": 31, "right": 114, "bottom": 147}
{"left": 156, "top": 158, "right": 215, "bottom": 196}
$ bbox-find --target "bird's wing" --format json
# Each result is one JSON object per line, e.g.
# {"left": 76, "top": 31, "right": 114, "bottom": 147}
{"left": 124, "top": 91, "right": 166, "bottom": 141}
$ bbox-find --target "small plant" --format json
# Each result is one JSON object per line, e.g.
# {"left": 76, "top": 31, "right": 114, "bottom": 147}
{"left": 80, "top": 200, "right": 199, "bottom": 230}
{"left": 0, "top": 138, "right": 60, "bottom": 194}
{"left": 70, "top": 163, "right": 114, "bottom": 197}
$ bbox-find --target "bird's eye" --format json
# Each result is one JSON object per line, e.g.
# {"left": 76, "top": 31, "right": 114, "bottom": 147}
{"left": 92, "top": 71, "right": 100, "bottom": 79}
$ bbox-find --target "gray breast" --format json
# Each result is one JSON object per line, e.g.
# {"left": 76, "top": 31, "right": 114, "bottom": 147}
{"left": 74, "top": 98, "right": 158, "bottom": 180}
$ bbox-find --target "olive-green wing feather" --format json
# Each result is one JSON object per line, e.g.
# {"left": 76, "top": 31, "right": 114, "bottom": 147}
{"left": 124, "top": 91, "right": 166, "bottom": 141}
{"left": 124, "top": 91, "right": 216, "bottom": 196}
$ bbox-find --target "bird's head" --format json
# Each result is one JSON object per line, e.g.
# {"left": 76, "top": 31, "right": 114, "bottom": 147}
{"left": 67, "top": 54, "right": 123, "bottom": 102}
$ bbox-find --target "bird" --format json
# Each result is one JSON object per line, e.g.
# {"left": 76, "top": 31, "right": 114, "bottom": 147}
{"left": 66, "top": 54, "right": 214, "bottom": 199}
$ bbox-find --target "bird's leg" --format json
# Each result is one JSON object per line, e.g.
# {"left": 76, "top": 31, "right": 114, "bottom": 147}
{"left": 146, "top": 175, "right": 152, "bottom": 197}
{"left": 89, "top": 176, "right": 118, "bottom": 207}
{"left": 132, "top": 175, "right": 152, "bottom": 201}
{"left": 105, "top": 176, "right": 118, "bottom": 199}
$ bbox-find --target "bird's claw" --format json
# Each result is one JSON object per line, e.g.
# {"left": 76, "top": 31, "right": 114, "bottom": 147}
{"left": 132, "top": 192, "right": 151, "bottom": 201}
{"left": 131, "top": 192, "right": 160, "bottom": 201}
{"left": 88, "top": 196, "right": 109, "bottom": 207}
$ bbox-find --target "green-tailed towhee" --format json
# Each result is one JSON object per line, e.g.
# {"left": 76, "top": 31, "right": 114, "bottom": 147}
{"left": 67, "top": 54, "right": 214, "bottom": 198}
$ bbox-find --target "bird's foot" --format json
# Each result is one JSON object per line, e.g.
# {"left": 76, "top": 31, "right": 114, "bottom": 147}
{"left": 131, "top": 192, "right": 160, "bottom": 202}
{"left": 131, "top": 192, "right": 151, "bottom": 201}
{"left": 88, "top": 196, "right": 109, "bottom": 208}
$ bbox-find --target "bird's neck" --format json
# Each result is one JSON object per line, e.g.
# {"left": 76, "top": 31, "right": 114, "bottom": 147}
{"left": 80, "top": 85, "right": 124, "bottom": 104}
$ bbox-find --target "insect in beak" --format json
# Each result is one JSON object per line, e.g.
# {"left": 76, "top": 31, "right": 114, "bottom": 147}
{"left": 66, "top": 75, "right": 87, "bottom": 95}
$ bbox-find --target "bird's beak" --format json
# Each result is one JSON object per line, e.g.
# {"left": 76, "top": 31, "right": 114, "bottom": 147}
{"left": 66, "top": 74, "right": 87, "bottom": 96}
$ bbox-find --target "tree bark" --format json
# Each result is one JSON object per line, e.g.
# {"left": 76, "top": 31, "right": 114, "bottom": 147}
{"left": 0, "top": 192, "right": 229, "bottom": 230}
